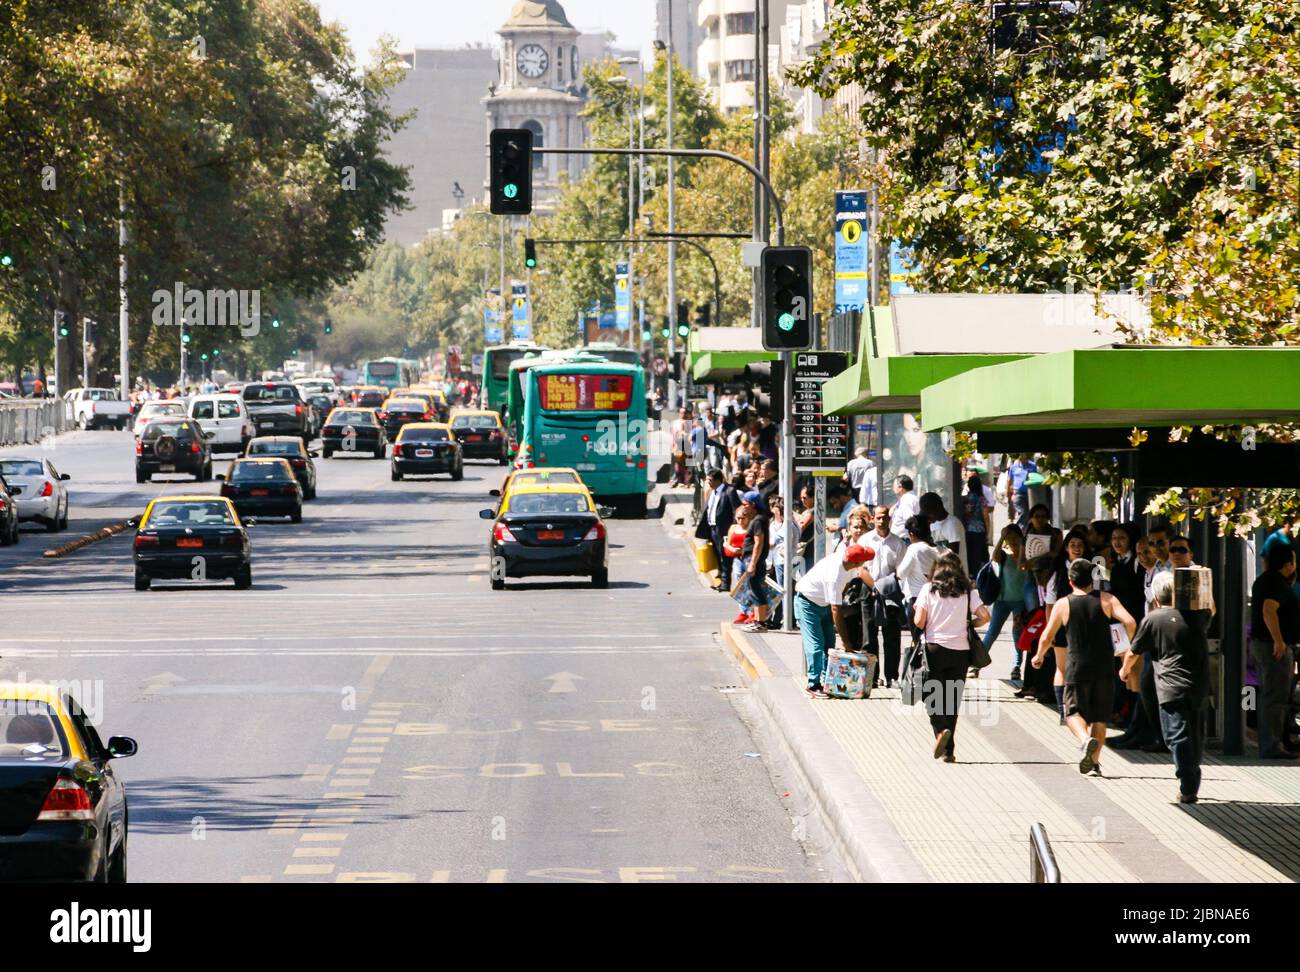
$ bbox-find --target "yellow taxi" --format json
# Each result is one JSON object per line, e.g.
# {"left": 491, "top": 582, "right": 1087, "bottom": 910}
{"left": 131, "top": 494, "right": 252, "bottom": 589}
{"left": 490, "top": 466, "right": 593, "bottom": 511}
{"left": 0, "top": 681, "right": 138, "bottom": 881}
{"left": 449, "top": 409, "right": 508, "bottom": 464}
{"left": 479, "top": 482, "right": 611, "bottom": 590}
{"left": 392, "top": 422, "right": 463, "bottom": 481}
{"left": 409, "top": 385, "right": 450, "bottom": 421}
{"left": 378, "top": 395, "right": 435, "bottom": 439}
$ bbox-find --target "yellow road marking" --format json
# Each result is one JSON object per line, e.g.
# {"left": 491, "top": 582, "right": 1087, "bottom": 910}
{"left": 293, "top": 847, "right": 342, "bottom": 858}
{"left": 347, "top": 747, "right": 386, "bottom": 754}
{"left": 343, "top": 756, "right": 382, "bottom": 764}
{"left": 337, "top": 872, "right": 414, "bottom": 882}
{"left": 300, "top": 832, "right": 348, "bottom": 842}
{"left": 240, "top": 875, "right": 274, "bottom": 883}
{"left": 300, "top": 764, "right": 331, "bottom": 782}
{"left": 333, "top": 767, "right": 375, "bottom": 776}
{"left": 284, "top": 864, "right": 334, "bottom": 875}
{"left": 326, "top": 724, "right": 353, "bottom": 740}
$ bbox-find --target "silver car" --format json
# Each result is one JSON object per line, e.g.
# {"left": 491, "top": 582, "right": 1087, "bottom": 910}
{"left": 0, "top": 457, "right": 70, "bottom": 532}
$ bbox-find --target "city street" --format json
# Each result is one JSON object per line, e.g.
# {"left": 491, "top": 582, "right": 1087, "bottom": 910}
{"left": 0, "top": 430, "right": 837, "bottom": 883}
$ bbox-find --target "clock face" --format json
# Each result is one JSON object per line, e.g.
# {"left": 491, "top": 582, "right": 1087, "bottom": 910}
{"left": 516, "top": 44, "right": 549, "bottom": 79}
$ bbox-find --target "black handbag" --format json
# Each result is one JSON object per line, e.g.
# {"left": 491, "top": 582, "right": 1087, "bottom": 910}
{"left": 967, "top": 597, "right": 992, "bottom": 669}
{"left": 899, "top": 639, "right": 928, "bottom": 706}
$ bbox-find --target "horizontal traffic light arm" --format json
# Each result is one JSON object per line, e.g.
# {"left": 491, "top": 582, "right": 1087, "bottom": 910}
{"left": 535, "top": 146, "right": 785, "bottom": 245}
{"left": 531, "top": 236, "right": 720, "bottom": 325}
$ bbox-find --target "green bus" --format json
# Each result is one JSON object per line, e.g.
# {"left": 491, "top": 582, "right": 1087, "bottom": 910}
{"left": 362, "top": 357, "right": 418, "bottom": 391}
{"left": 515, "top": 357, "right": 650, "bottom": 517}
{"left": 582, "top": 341, "right": 644, "bottom": 370}
{"left": 480, "top": 343, "right": 549, "bottom": 418}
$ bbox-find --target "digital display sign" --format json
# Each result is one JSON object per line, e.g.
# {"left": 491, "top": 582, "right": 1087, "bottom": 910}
{"left": 538, "top": 374, "right": 633, "bottom": 412}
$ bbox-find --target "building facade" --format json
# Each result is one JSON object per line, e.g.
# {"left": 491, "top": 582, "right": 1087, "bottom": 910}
{"left": 695, "top": 0, "right": 794, "bottom": 115}
{"left": 656, "top": 0, "right": 700, "bottom": 75}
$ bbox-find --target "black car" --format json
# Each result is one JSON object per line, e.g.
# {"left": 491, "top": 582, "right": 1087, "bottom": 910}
{"left": 450, "top": 411, "right": 509, "bottom": 464}
{"left": 391, "top": 424, "right": 463, "bottom": 480}
{"left": 135, "top": 418, "right": 214, "bottom": 482}
{"left": 377, "top": 398, "right": 432, "bottom": 440}
{"left": 0, "top": 690, "right": 137, "bottom": 882}
{"left": 219, "top": 458, "right": 303, "bottom": 522}
{"left": 320, "top": 408, "right": 387, "bottom": 459}
{"left": 245, "top": 435, "right": 318, "bottom": 499}
{"left": 480, "top": 487, "right": 611, "bottom": 590}
{"left": 0, "top": 475, "right": 19, "bottom": 545}
{"left": 131, "top": 496, "right": 252, "bottom": 590}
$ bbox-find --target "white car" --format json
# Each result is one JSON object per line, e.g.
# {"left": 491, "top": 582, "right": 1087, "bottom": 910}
{"left": 187, "top": 394, "right": 255, "bottom": 454}
{"left": 132, "top": 401, "right": 188, "bottom": 438}
{"left": 0, "top": 457, "right": 69, "bottom": 532}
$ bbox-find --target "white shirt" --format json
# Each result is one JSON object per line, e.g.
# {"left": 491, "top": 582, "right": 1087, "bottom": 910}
{"left": 796, "top": 551, "right": 861, "bottom": 608}
{"left": 930, "top": 514, "right": 964, "bottom": 551}
{"left": 863, "top": 529, "right": 906, "bottom": 581}
{"left": 896, "top": 541, "right": 938, "bottom": 599}
{"left": 916, "top": 583, "right": 983, "bottom": 651}
{"left": 889, "top": 490, "right": 921, "bottom": 539}
{"left": 845, "top": 456, "right": 871, "bottom": 490}
{"left": 858, "top": 464, "right": 879, "bottom": 507}
{"left": 706, "top": 485, "right": 724, "bottom": 527}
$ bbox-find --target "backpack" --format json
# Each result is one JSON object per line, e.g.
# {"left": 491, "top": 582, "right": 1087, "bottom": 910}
{"left": 975, "top": 560, "right": 1001, "bottom": 605}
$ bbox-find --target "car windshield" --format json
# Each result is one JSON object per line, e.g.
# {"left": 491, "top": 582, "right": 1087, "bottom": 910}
{"left": 508, "top": 492, "right": 591, "bottom": 515}
{"left": 401, "top": 428, "right": 449, "bottom": 443}
{"left": 243, "top": 385, "right": 297, "bottom": 402}
{"left": 146, "top": 501, "right": 235, "bottom": 527}
{"left": 143, "top": 403, "right": 184, "bottom": 416}
{"left": 143, "top": 421, "right": 194, "bottom": 440}
{"left": 250, "top": 441, "right": 299, "bottom": 456}
{"left": 0, "top": 460, "right": 44, "bottom": 477}
{"left": 231, "top": 462, "right": 292, "bottom": 482}
{"left": 452, "top": 415, "right": 497, "bottom": 430}
{"left": 0, "top": 700, "right": 68, "bottom": 759}
{"left": 329, "top": 411, "right": 375, "bottom": 427}
{"left": 357, "top": 391, "right": 385, "bottom": 405}
{"left": 387, "top": 401, "right": 425, "bottom": 413}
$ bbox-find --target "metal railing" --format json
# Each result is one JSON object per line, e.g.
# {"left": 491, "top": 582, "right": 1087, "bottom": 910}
{"left": 0, "top": 400, "right": 71, "bottom": 448}
{"left": 1029, "top": 822, "right": 1061, "bottom": 883}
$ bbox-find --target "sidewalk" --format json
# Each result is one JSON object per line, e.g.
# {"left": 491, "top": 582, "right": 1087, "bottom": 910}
{"left": 658, "top": 493, "right": 1300, "bottom": 882}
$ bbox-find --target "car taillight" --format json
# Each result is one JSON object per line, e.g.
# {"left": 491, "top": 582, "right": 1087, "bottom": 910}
{"left": 424, "top": 412, "right": 433, "bottom": 420}
{"left": 40, "top": 481, "right": 53, "bottom": 497}
{"left": 37, "top": 778, "right": 94, "bottom": 822}
{"left": 189, "top": 441, "right": 201, "bottom": 453}
{"left": 135, "top": 440, "right": 143, "bottom": 455}
{"left": 493, "top": 523, "right": 517, "bottom": 543}
{"left": 222, "top": 533, "right": 243, "bottom": 547}
{"left": 584, "top": 522, "right": 606, "bottom": 542}
{"left": 377, "top": 411, "right": 388, "bottom": 420}
{"left": 133, "top": 534, "right": 159, "bottom": 548}
{"left": 291, "top": 458, "right": 306, "bottom": 468}
{"left": 295, "top": 403, "right": 304, "bottom": 415}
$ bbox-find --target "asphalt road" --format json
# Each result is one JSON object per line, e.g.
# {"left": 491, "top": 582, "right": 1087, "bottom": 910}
{"left": 0, "top": 429, "right": 839, "bottom": 883}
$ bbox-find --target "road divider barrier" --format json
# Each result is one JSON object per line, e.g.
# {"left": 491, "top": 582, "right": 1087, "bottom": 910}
{"left": 43, "top": 519, "right": 134, "bottom": 559}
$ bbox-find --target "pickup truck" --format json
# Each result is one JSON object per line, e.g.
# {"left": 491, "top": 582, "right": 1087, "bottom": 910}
{"left": 241, "top": 381, "right": 310, "bottom": 441}
{"left": 65, "top": 387, "right": 131, "bottom": 430}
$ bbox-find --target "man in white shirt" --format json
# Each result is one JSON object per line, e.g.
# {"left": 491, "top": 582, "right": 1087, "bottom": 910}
{"left": 845, "top": 448, "right": 871, "bottom": 491}
{"left": 889, "top": 474, "right": 921, "bottom": 540}
{"left": 794, "top": 543, "right": 874, "bottom": 698}
{"left": 862, "top": 505, "right": 908, "bottom": 684}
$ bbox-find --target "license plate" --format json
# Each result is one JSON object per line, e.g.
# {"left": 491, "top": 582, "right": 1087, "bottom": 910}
{"left": 159, "top": 464, "right": 175, "bottom": 472}
{"left": 415, "top": 449, "right": 434, "bottom": 458}
{"left": 250, "top": 488, "right": 269, "bottom": 496}
{"left": 176, "top": 538, "right": 203, "bottom": 548}
{"left": 538, "top": 530, "right": 565, "bottom": 540}
{"left": 576, "top": 463, "right": 596, "bottom": 471}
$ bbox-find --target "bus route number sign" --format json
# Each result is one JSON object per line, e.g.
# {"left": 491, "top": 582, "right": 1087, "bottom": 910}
{"left": 538, "top": 374, "right": 633, "bottom": 412}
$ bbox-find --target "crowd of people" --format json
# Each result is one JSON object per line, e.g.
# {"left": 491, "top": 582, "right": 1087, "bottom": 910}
{"left": 697, "top": 448, "right": 1300, "bottom": 801}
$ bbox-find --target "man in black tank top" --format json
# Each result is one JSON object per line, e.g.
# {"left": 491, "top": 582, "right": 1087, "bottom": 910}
{"left": 1033, "top": 560, "right": 1138, "bottom": 774}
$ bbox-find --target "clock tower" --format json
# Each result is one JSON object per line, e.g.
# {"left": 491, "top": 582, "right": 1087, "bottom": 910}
{"left": 484, "top": 0, "right": 587, "bottom": 212}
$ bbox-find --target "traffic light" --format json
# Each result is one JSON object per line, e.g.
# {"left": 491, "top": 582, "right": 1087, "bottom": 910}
{"left": 180, "top": 324, "right": 191, "bottom": 345}
{"left": 56, "top": 311, "right": 69, "bottom": 339}
{"left": 271, "top": 318, "right": 280, "bottom": 329}
{"left": 642, "top": 328, "right": 651, "bottom": 342}
{"left": 694, "top": 303, "right": 712, "bottom": 328}
{"left": 83, "top": 319, "right": 96, "bottom": 346}
{"left": 489, "top": 128, "right": 533, "bottom": 215}
{"left": 761, "top": 245, "right": 813, "bottom": 351}
{"left": 200, "top": 352, "right": 209, "bottom": 362}
{"left": 212, "top": 348, "right": 221, "bottom": 358}
{"left": 660, "top": 324, "right": 670, "bottom": 339}
{"left": 523, "top": 238, "right": 537, "bottom": 269}
{"left": 324, "top": 318, "right": 333, "bottom": 335}
{"left": 1, "top": 254, "right": 11, "bottom": 268}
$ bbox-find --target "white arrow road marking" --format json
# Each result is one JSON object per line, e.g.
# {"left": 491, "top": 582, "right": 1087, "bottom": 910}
{"left": 543, "top": 671, "right": 584, "bottom": 694}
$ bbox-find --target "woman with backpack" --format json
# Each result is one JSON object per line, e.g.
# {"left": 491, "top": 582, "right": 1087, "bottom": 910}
{"left": 914, "top": 551, "right": 991, "bottom": 761}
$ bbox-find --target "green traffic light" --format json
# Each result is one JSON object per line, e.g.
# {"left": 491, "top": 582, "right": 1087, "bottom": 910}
{"left": 213, "top": 349, "right": 220, "bottom": 357}
{"left": 778, "top": 312, "right": 796, "bottom": 331}
{"left": 200, "top": 353, "right": 209, "bottom": 361}
{"left": 1, "top": 255, "right": 11, "bottom": 267}
{"left": 59, "top": 327, "right": 69, "bottom": 338}
{"left": 271, "top": 318, "right": 280, "bottom": 329}
{"left": 525, "top": 258, "right": 536, "bottom": 269}
{"left": 503, "top": 184, "right": 518, "bottom": 200}
{"left": 677, "top": 323, "right": 690, "bottom": 338}
{"left": 642, "top": 329, "right": 651, "bottom": 342}
{"left": 660, "top": 327, "right": 670, "bottom": 338}
{"left": 181, "top": 332, "right": 191, "bottom": 344}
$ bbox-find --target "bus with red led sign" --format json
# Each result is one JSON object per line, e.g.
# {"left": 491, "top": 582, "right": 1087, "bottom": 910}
{"left": 515, "top": 360, "right": 649, "bottom": 516}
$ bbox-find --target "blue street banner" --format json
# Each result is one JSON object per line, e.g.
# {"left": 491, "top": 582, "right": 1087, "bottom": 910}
{"left": 484, "top": 290, "right": 504, "bottom": 343}
{"left": 834, "top": 190, "right": 869, "bottom": 314}
{"left": 511, "top": 282, "right": 531, "bottom": 341}
{"left": 889, "top": 241, "right": 919, "bottom": 296}
{"left": 614, "top": 262, "right": 631, "bottom": 330}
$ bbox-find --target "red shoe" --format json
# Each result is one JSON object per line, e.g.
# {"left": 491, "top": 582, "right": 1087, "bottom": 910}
{"left": 732, "top": 612, "right": 751, "bottom": 624}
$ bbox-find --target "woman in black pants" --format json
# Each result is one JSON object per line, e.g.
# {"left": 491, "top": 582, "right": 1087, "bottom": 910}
{"left": 914, "top": 551, "right": 990, "bottom": 762}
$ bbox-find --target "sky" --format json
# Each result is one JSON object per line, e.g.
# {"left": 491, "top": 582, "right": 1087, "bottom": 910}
{"left": 313, "top": 0, "right": 658, "bottom": 63}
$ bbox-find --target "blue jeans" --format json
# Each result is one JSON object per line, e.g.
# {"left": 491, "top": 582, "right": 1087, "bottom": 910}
{"left": 983, "top": 599, "right": 1017, "bottom": 657}
{"left": 1158, "top": 698, "right": 1205, "bottom": 797}
{"left": 795, "top": 593, "right": 836, "bottom": 690}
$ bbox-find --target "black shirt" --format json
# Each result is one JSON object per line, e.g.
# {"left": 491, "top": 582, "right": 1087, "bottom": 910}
{"left": 1063, "top": 592, "right": 1112, "bottom": 682}
{"left": 1251, "top": 570, "right": 1300, "bottom": 643}
{"left": 1131, "top": 607, "right": 1210, "bottom": 704}
{"left": 742, "top": 515, "right": 768, "bottom": 572}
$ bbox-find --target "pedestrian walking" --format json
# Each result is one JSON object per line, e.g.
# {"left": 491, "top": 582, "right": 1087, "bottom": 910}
{"left": 1006, "top": 456, "right": 1038, "bottom": 528}
{"left": 1249, "top": 543, "right": 1300, "bottom": 759}
{"left": 983, "top": 524, "right": 1035, "bottom": 680}
{"left": 1023, "top": 503, "right": 1062, "bottom": 570}
{"left": 959, "top": 471, "right": 994, "bottom": 575}
{"left": 911, "top": 551, "right": 990, "bottom": 762}
{"left": 889, "top": 475, "right": 921, "bottom": 541}
{"left": 795, "top": 544, "right": 875, "bottom": 698}
{"left": 1033, "top": 559, "right": 1137, "bottom": 775}
{"left": 1122, "top": 572, "right": 1211, "bottom": 802}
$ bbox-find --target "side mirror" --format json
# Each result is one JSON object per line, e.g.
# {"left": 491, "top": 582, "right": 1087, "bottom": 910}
{"left": 478, "top": 509, "right": 496, "bottom": 520}
{"left": 106, "top": 736, "right": 138, "bottom": 759}
{"left": 7, "top": 486, "right": 20, "bottom": 496}
{"left": 488, "top": 488, "right": 501, "bottom": 497}
{"left": 59, "top": 473, "right": 71, "bottom": 481}
{"left": 309, "top": 451, "right": 319, "bottom": 458}
{"left": 215, "top": 473, "right": 226, "bottom": 481}
{"left": 203, "top": 431, "right": 216, "bottom": 439}
{"left": 125, "top": 516, "right": 140, "bottom": 528}
{"left": 599, "top": 507, "right": 616, "bottom": 519}
{"left": 244, "top": 517, "right": 257, "bottom": 527}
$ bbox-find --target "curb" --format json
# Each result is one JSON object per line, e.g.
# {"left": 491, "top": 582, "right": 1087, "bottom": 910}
{"left": 719, "top": 622, "right": 772, "bottom": 681}
{"left": 42, "top": 520, "right": 132, "bottom": 559}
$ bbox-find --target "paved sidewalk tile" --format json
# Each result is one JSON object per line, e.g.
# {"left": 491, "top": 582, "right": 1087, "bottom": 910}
{"left": 759, "top": 632, "right": 1299, "bottom": 883}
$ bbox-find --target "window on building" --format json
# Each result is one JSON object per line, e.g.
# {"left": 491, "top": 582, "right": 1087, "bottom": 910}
{"left": 725, "top": 59, "right": 755, "bottom": 83}
{"left": 709, "top": 66, "right": 720, "bottom": 87}
{"left": 521, "top": 119, "right": 545, "bottom": 170}
{"left": 557, "top": 46, "right": 564, "bottom": 83}
{"left": 725, "top": 12, "right": 756, "bottom": 35}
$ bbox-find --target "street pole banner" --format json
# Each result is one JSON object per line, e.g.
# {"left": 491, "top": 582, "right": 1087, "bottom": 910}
{"left": 834, "top": 190, "right": 869, "bottom": 314}
{"left": 484, "top": 290, "right": 503, "bottom": 344}
{"left": 792, "top": 352, "right": 850, "bottom": 474}
{"left": 511, "top": 282, "right": 531, "bottom": 341}
{"left": 614, "top": 262, "right": 630, "bottom": 330}
{"left": 889, "top": 241, "right": 919, "bottom": 296}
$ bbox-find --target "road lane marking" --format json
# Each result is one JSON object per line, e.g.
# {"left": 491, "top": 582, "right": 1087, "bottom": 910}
{"left": 342, "top": 757, "right": 382, "bottom": 764}
{"left": 300, "top": 764, "right": 331, "bottom": 782}
{"left": 284, "top": 863, "right": 334, "bottom": 876}
{"left": 336, "top": 872, "right": 414, "bottom": 882}
{"left": 326, "top": 725, "right": 353, "bottom": 740}
{"left": 293, "top": 847, "right": 342, "bottom": 858}
{"left": 300, "top": 833, "right": 348, "bottom": 842}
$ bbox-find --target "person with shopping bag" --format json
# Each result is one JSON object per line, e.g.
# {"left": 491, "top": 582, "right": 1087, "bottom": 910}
{"left": 911, "top": 552, "right": 990, "bottom": 762}
{"left": 794, "top": 544, "right": 875, "bottom": 698}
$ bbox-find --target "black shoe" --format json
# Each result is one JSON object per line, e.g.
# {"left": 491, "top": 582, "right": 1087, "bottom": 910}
{"left": 1079, "top": 738, "right": 1100, "bottom": 774}
{"left": 1089, "top": 763, "right": 1103, "bottom": 777}
{"left": 942, "top": 753, "right": 956, "bottom": 763}
{"left": 933, "top": 729, "right": 953, "bottom": 759}
{"left": 1178, "top": 793, "right": 1198, "bottom": 804}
